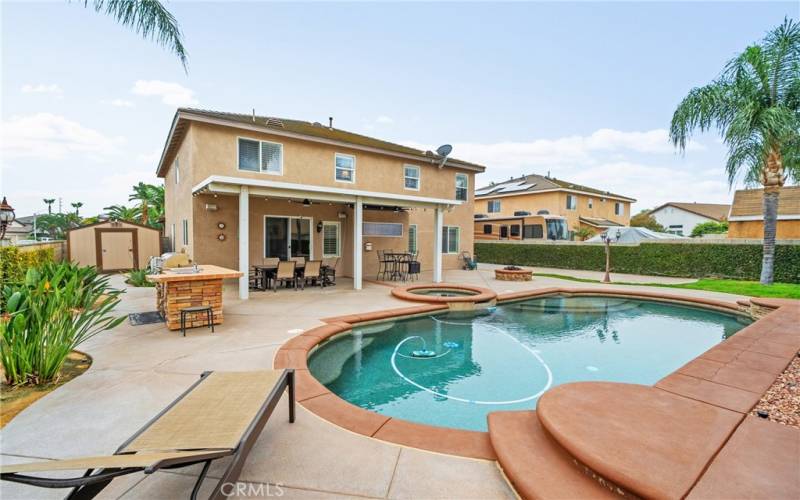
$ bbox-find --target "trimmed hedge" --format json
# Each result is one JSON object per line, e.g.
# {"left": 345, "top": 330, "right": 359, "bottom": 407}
{"left": 475, "top": 242, "right": 800, "bottom": 283}
{"left": 0, "top": 246, "right": 56, "bottom": 286}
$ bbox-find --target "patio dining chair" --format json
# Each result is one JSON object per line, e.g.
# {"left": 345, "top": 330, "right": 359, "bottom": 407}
{"left": 322, "top": 257, "right": 339, "bottom": 286}
{"left": 1, "top": 370, "right": 295, "bottom": 500}
{"left": 301, "top": 260, "right": 324, "bottom": 289}
{"left": 273, "top": 260, "right": 298, "bottom": 292}
{"left": 261, "top": 257, "right": 280, "bottom": 289}
{"left": 407, "top": 251, "right": 421, "bottom": 281}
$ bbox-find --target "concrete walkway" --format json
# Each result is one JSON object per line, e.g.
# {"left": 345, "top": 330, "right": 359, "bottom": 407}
{"left": 0, "top": 268, "right": 745, "bottom": 500}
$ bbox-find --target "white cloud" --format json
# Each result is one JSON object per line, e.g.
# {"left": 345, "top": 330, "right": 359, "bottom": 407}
{"left": 132, "top": 80, "right": 198, "bottom": 107}
{"left": 108, "top": 99, "right": 135, "bottom": 108}
{"left": 21, "top": 83, "right": 63, "bottom": 96}
{"left": 376, "top": 115, "right": 394, "bottom": 125}
{"left": 0, "top": 113, "right": 123, "bottom": 160}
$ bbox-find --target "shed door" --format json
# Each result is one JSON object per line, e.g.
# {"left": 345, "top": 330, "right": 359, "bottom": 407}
{"left": 100, "top": 232, "right": 134, "bottom": 270}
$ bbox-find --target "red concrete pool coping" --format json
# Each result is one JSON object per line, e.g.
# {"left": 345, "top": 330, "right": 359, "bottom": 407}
{"left": 389, "top": 283, "right": 497, "bottom": 304}
{"left": 273, "top": 287, "right": 798, "bottom": 468}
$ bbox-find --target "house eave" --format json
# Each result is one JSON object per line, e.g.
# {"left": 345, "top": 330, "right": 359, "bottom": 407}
{"left": 475, "top": 188, "right": 636, "bottom": 203}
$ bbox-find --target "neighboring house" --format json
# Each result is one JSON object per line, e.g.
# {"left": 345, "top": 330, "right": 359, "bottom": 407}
{"left": 156, "top": 108, "right": 486, "bottom": 298}
{"left": 474, "top": 174, "right": 635, "bottom": 238}
{"left": 727, "top": 186, "right": 800, "bottom": 239}
{"left": 649, "top": 202, "right": 730, "bottom": 236}
{"left": 3, "top": 218, "right": 32, "bottom": 245}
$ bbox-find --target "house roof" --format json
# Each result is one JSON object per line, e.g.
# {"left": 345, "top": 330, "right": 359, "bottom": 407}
{"left": 475, "top": 174, "right": 635, "bottom": 202}
{"left": 729, "top": 186, "right": 800, "bottom": 219}
{"left": 579, "top": 216, "right": 624, "bottom": 228}
{"left": 650, "top": 202, "right": 730, "bottom": 221}
{"left": 156, "top": 109, "right": 486, "bottom": 177}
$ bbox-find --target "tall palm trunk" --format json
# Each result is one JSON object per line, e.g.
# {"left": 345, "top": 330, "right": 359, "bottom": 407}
{"left": 141, "top": 200, "right": 149, "bottom": 225}
{"left": 759, "top": 148, "right": 784, "bottom": 285}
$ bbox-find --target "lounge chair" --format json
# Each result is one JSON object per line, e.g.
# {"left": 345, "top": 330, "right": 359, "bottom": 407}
{"left": 273, "top": 260, "right": 298, "bottom": 292}
{"left": 1, "top": 370, "right": 295, "bottom": 500}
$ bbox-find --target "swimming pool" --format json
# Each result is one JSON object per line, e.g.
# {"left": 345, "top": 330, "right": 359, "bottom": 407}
{"left": 308, "top": 295, "right": 751, "bottom": 431}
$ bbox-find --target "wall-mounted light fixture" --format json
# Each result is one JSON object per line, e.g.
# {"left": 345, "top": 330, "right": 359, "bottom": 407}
{"left": 316, "top": 221, "right": 323, "bottom": 233}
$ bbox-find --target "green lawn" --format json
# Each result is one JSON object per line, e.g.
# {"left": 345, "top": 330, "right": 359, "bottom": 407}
{"left": 536, "top": 274, "right": 800, "bottom": 299}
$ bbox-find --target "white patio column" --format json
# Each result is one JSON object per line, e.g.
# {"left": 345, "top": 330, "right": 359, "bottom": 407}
{"left": 353, "top": 197, "right": 363, "bottom": 290}
{"left": 238, "top": 185, "right": 249, "bottom": 300}
{"left": 433, "top": 205, "right": 443, "bottom": 283}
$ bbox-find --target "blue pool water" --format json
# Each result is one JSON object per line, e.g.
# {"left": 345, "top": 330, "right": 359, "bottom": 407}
{"left": 308, "top": 296, "right": 751, "bottom": 431}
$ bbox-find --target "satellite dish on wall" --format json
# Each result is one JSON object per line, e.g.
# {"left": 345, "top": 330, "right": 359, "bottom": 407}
{"left": 435, "top": 144, "right": 452, "bottom": 168}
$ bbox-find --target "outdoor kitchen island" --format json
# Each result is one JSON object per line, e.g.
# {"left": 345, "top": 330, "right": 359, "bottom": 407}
{"left": 148, "top": 265, "right": 243, "bottom": 331}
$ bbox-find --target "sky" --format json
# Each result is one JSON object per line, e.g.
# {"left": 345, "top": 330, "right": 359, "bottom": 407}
{"left": 2, "top": 1, "right": 798, "bottom": 218}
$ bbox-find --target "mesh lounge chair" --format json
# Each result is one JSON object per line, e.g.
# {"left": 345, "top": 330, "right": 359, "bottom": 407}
{"left": 301, "top": 260, "right": 324, "bottom": 289}
{"left": 273, "top": 260, "right": 298, "bottom": 292}
{"left": 1, "top": 370, "right": 295, "bottom": 500}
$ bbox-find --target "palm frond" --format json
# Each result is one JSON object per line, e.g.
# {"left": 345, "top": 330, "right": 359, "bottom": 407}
{"left": 85, "top": 0, "right": 187, "bottom": 70}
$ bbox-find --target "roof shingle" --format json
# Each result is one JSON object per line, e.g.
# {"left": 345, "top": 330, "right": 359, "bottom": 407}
{"left": 476, "top": 174, "right": 635, "bottom": 202}
{"left": 729, "top": 186, "right": 800, "bottom": 218}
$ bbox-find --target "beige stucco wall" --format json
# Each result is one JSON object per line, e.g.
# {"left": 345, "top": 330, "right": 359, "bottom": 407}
{"left": 476, "top": 191, "right": 631, "bottom": 231}
{"left": 163, "top": 121, "right": 476, "bottom": 277}
{"left": 728, "top": 220, "right": 800, "bottom": 239}
{"left": 67, "top": 222, "right": 159, "bottom": 269}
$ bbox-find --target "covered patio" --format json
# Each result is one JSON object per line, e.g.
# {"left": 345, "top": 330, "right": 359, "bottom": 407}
{"left": 191, "top": 175, "right": 462, "bottom": 299}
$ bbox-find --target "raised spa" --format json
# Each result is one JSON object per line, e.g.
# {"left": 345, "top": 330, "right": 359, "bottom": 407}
{"left": 308, "top": 295, "right": 751, "bottom": 431}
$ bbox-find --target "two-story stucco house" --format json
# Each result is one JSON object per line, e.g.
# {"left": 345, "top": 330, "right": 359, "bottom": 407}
{"left": 474, "top": 174, "right": 635, "bottom": 239}
{"left": 156, "top": 109, "right": 485, "bottom": 298}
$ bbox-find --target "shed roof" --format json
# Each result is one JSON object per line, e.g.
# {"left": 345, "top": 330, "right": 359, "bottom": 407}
{"left": 729, "top": 186, "right": 800, "bottom": 219}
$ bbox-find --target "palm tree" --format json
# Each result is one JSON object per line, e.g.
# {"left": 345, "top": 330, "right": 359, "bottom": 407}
{"left": 129, "top": 182, "right": 152, "bottom": 225}
{"left": 104, "top": 204, "right": 141, "bottom": 221}
{"left": 43, "top": 198, "right": 55, "bottom": 214}
{"left": 71, "top": 202, "right": 84, "bottom": 216}
{"left": 670, "top": 19, "right": 800, "bottom": 284}
{"left": 82, "top": 0, "right": 187, "bottom": 70}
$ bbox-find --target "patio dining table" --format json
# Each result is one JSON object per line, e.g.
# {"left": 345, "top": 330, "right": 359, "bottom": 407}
{"left": 383, "top": 252, "right": 413, "bottom": 281}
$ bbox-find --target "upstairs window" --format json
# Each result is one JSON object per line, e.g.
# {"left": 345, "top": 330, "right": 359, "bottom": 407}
{"left": 588, "top": 198, "right": 593, "bottom": 209}
{"left": 488, "top": 200, "right": 501, "bottom": 213}
{"left": 566, "top": 194, "right": 577, "bottom": 210}
{"left": 404, "top": 165, "right": 420, "bottom": 190}
{"left": 455, "top": 173, "right": 468, "bottom": 201}
{"left": 238, "top": 138, "right": 283, "bottom": 174}
{"left": 335, "top": 153, "right": 355, "bottom": 182}
{"left": 615, "top": 202, "right": 624, "bottom": 216}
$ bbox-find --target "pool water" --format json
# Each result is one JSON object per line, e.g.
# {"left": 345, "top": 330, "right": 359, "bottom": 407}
{"left": 308, "top": 296, "right": 750, "bottom": 431}
{"left": 413, "top": 289, "right": 477, "bottom": 297}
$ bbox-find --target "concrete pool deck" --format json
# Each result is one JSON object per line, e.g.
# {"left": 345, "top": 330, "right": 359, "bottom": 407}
{"left": 0, "top": 266, "right": 792, "bottom": 499}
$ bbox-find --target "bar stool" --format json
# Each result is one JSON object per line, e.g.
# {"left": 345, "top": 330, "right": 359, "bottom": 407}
{"left": 180, "top": 305, "right": 214, "bottom": 337}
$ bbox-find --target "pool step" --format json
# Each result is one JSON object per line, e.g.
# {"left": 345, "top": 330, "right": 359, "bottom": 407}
{"left": 487, "top": 411, "right": 622, "bottom": 499}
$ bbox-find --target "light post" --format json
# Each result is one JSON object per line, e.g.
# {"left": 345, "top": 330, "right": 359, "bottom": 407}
{"left": 600, "top": 229, "right": 622, "bottom": 283}
{"left": 0, "top": 196, "right": 16, "bottom": 243}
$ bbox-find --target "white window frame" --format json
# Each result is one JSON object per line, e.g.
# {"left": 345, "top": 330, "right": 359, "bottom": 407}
{"left": 408, "top": 224, "right": 418, "bottom": 253}
{"left": 404, "top": 165, "right": 420, "bottom": 191}
{"left": 488, "top": 200, "right": 501, "bottom": 213}
{"left": 442, "top": 225, "right": 460, "bottom": 254}
{"left": 588, "top": 198, "right": 593, "bottom": 209}
{"left": 181, "top": 219, "right": 188, "bottom": 246}
{"left": 334, "top": 153, "right": 356, "bottom": 183}
{"left": 175, "top": 158, "right": 180, "bottom": 185}
{"left": 566, "top": 194, "right": 577, "bottom": 210}
{"left": 615, "top": 202, "right": 623, "bottom": 216}
{"left": 237, "top": 136, "right": 284, "bottom": 175}
{"left": 363, "top": 221, "right": 403, "bottom": 237}
{"left": 322, "top": 221, "right": 341, "bottom": 258}
{"left": 455, "top": 173, "right": 468, "bottom": 201}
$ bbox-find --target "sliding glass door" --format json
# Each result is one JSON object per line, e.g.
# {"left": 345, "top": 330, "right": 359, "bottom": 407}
{"left": 265, "top": 216, "right": 312, "bottom": 260}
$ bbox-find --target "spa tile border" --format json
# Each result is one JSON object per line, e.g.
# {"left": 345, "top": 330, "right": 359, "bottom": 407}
{"left": 273, "top": 287, "right": 798, "bottom": 463}
{"left": 389, "top": 283, "right": 497, "bottom": 304}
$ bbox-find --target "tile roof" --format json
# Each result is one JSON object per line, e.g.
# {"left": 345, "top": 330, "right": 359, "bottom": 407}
{"left": 650, "top": 202, "right": 731, "bottom": 221}
{"left": 579, "top": 216, "right": 624, "bottom": 228}
{"left": 729, "top": 186, "right": 800, "bottom": 218}
{"left": 156, "top": 108, "right": 486, "bottom": 177}
{"left": 475, "top": 174, "right": 635, "bottom": 202}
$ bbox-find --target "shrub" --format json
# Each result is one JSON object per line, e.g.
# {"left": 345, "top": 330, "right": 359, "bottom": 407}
{"left": 690, "top": 221, "right": 729, "bottom": 237}
{"left": 475, "top": 242, "right": 800, "bottom": 283}
{"left": 0, "top": 246, "right": 55, "bottom": 285}
{"left": 126, "top": 269, "right": 155, "bottom": 287}
{"left": 0, "top": 262, "right": 125, "bottom": 386}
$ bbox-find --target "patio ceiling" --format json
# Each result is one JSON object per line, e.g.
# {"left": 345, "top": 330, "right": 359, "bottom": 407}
{"left": 192, "top": 175, "right": 461, "bottom": 210}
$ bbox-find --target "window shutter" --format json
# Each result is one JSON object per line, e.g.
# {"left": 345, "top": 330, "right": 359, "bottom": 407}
{"left": 261, "top": 142, "right": 282, "bottom": 173}
{"left": 323, "top": 224, "right": 339, "bottom": 256}
{"left": 448, "top": 227, "right": 459, "bottom": 253}
{"left": 238, "top": 139, "right": 260, "bottom": 171}
{"left": 408, "top": 225, "right": 417, "bottom": 252}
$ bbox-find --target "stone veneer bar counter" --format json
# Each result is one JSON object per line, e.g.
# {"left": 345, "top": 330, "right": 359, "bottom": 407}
{"left": 147, "top": 265, "right": 242, "bottom": 331}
